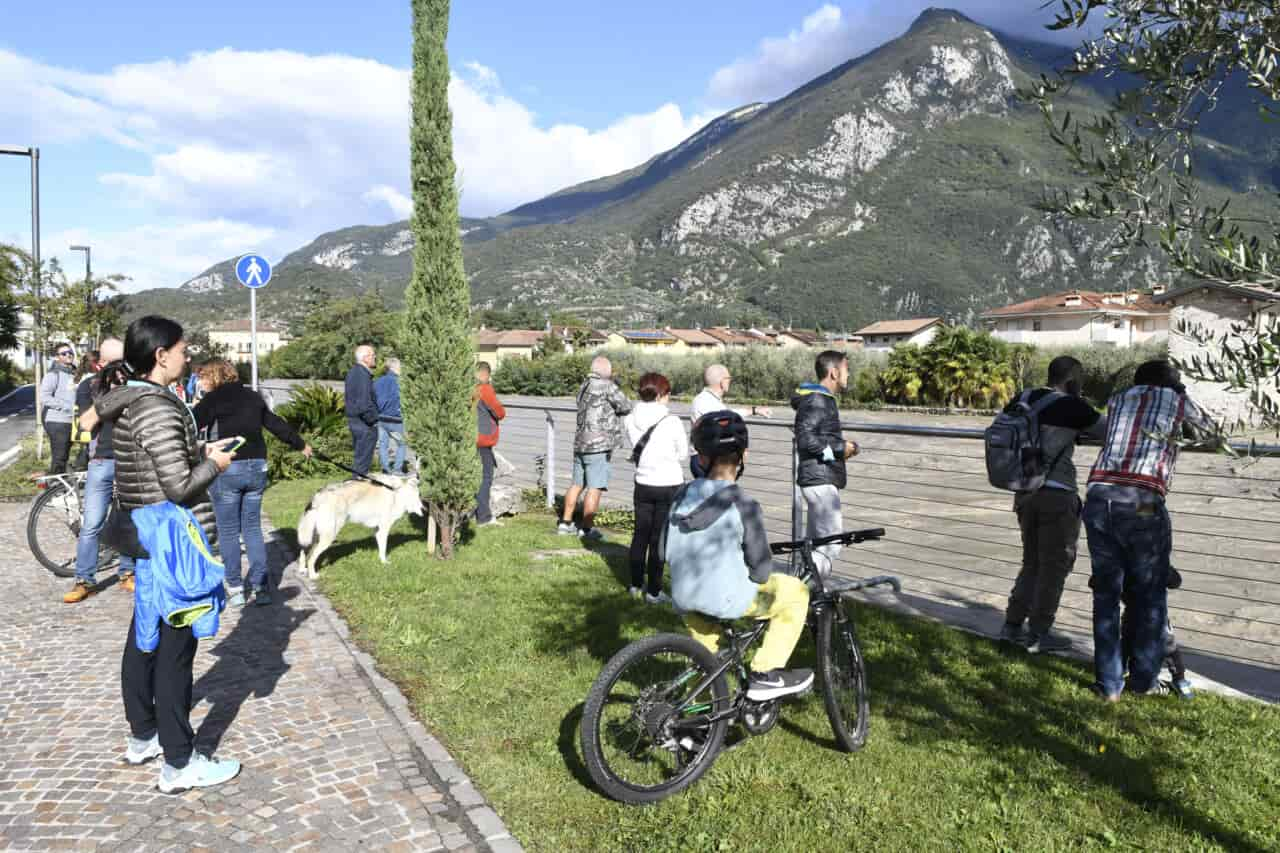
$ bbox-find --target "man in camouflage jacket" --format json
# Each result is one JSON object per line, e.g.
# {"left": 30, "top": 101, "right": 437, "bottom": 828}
{"left": 558, "top": 356, "right": 632, "bottom": 541}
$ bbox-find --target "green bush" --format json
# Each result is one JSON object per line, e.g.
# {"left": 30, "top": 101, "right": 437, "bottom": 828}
{"left": 266, "top": 383, "right": 353, "bottom": 481}
{"left": 492, "top": 353, "right": 592, "bottom": 396}
{"left": 1020, "top": 340, "right": 1168, "bottom": 407}
{"left": 505, "top": 345, "right": 884, "bottom": 405}
{"left": 879, "top": 327, "right": 1026, "bottom": 409}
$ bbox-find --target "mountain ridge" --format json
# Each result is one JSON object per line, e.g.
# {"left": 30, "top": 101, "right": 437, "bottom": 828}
{"left": 123, "top": 8, "right": 1277, "bottom": 332}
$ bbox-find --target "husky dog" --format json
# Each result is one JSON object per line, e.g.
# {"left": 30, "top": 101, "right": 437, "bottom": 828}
{"left": 296, "top": 474, "right": 424, "bottom": 578}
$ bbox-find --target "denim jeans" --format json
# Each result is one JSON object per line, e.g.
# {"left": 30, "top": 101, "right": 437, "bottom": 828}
{"left": 74, "top": 458, "right": 135, "bottom": 584}
{"left": 211, "top": 459, "right": 269, "bottom": 591}
{"left": 1083, "top": 491, "right": 1171, "bottom": 695}
{"left": 378, "top": 422, "right": 407, "bottom": 474}
{"left": 475, "top": 446, "right": 495, "bottom": 523}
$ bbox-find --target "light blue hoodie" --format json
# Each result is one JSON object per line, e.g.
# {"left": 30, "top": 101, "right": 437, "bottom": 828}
{"left": 665, "top": 479, "right": 774, "bottom": 620}
{"left": 130, "top": 502, "right": 227, "bottom": 652}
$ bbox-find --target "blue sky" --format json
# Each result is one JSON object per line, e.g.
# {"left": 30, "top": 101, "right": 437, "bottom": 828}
{"left": 0, "top": 1, "right": 1077, "bottom": 292}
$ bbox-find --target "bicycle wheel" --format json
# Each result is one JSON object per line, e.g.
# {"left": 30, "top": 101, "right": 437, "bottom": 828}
{"left": 27, "top": 483, "right": 83, "bottom": 578}
{"left": 580, "top": 632, "right": 731, "bottom": 804}
{"left": 815, "top": 602, "right": 869, "bottom": 752}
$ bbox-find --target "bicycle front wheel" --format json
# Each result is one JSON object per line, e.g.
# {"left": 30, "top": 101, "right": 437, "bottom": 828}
{"left": 815, "top": 602, "right": 869, "bottom": 752}
{"left": 27, "top": 483, "right": 82, "bottom": 578}
{"left": 580, "top": 632, "right": 731, "bottom": 804}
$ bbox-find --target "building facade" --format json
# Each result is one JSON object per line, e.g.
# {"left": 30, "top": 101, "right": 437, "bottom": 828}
{"left": 1155, "top": 283, "right": 1280, "bottom": 426}
{"left": 982, "top": 290, "right": 1169, "bottom": 348}
{"left": 854, "top": 318, "right": 943, "bottom": 352}
{"left": 207, "top": 321, "right": 289, "bottom": 363}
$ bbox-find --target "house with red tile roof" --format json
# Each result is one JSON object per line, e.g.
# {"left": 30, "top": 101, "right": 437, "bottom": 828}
{"left": 981, "top": 289, "right": 1169, "bottom": 348}
{"left": 854, "top": 318, "right": 943, "bottom": 351}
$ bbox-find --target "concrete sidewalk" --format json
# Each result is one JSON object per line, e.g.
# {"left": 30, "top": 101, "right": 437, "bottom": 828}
{"left": 0, "top": 500, "right": 521, "bottom": 852}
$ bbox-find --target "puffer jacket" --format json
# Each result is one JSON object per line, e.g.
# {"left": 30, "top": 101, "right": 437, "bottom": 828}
{"left": 791, "top": 383, "right": 847, "bottom": 490}
{"left": 573, "top": 374, "right": 632, "bottom": 454}
{"left": 96, "top": 380, "right": 219, "bottom": 545}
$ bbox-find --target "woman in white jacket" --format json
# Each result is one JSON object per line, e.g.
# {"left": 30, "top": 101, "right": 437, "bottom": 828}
{"left": 623, "top": 372, "right": 688, "bottom": 603}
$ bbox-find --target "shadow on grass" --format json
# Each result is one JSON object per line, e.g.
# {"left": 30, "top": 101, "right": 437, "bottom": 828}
{"left": 558, "top": 702, "right": 595, "bottom": 791}
{"left": 537, "top": 564, "right": 1266, "bottom": 850}
{"left": 858, "top": 598, "right": 1268, "bottom": 853}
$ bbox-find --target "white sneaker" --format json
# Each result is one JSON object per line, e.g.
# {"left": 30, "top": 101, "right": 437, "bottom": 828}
{"left": 125, "top": 734, "right": 162, "bottom": 765}
{"left": 157, "top": 753, "right": 241, "bottom": 794}
{"left": 645, "top": 591, "right": 673, "bottom": 606}
{"left": 627, "top": 586, "right": 643, "bottom": 599}
{"left": 556, "top": 522, "right": 577, "bottom": 536}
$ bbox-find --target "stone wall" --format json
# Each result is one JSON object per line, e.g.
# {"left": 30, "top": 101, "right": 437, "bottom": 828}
{"left": 1167, "top": 289, "right": 1278, "bottom": 426}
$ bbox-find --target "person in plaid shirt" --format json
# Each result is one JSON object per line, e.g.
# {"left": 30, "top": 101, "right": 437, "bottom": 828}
{"left": 1083, "top": 360, "right": 1216, "bottom": 700}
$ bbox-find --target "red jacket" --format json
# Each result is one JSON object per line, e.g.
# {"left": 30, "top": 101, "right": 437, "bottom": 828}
{"left": 475, "top": 383, "right": 506, "bottom": 448}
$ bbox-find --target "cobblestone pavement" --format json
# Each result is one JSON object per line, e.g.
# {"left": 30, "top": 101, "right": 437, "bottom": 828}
{"left": 0, "top": 499, "right": 522, "bottom": 852}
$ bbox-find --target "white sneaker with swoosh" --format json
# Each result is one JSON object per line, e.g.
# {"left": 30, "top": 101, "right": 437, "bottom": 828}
{"left": 747, "top": 668, "right": 814, "bottom": 701}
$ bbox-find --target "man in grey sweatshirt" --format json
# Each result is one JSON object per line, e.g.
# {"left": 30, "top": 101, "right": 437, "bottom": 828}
{"left": 40, "top": 343, "right": 78, "bottom": 474}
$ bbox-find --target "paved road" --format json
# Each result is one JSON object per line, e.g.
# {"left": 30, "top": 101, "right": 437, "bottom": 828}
{"left": 0, "top": 500, "right": 521, "bottom": 852}
{"left": 0, "top": 385, "right": 35, "bottom": 461}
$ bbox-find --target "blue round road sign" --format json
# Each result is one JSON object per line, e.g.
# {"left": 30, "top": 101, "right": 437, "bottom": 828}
{"left": 235, "top": 254, "right": 272, "bottom": 289}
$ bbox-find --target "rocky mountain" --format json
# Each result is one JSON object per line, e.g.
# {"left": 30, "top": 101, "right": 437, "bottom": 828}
{"left": 125, "top": 8, "right": 1279, "bottom": 332}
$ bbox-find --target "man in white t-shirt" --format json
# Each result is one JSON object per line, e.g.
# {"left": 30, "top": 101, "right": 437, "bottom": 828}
{"left": 689, "top": 364, "right": 770, "bottom": 477}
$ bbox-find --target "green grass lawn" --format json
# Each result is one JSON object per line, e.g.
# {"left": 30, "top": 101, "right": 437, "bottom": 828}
{"left": 265, "top": 478, "right": 1279, "bottom": 853}
{"left": 0, "top": 437, "right": 49, "bottom": 500}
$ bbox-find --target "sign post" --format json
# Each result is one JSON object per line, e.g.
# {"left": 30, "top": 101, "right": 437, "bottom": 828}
{"left": 234, "top": 254, "right": 272, "bottom": 390}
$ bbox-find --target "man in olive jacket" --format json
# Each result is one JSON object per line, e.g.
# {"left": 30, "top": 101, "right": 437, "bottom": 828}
{"left": 791, "top": 350, "right": 859, "bottom": 575}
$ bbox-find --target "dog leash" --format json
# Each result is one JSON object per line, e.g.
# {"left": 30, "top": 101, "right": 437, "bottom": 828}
{"left": 309, "top": 449, "right": 398, "bottom": 491}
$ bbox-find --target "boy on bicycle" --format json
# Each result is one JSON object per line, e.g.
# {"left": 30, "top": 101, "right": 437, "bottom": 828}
{"left": 665, "top": 410, "right": 814, "bottom": 701}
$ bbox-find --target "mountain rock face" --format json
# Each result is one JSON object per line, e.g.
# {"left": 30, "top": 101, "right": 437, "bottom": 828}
{"left": 126, "top": 9, "right": 1276, "bottom": 332}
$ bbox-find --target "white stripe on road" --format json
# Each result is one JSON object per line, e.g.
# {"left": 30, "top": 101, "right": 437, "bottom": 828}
{"left": 0, "top": 445, "right": 21, "bottom": 470}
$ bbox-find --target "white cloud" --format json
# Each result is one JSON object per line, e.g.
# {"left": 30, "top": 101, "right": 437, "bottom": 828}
{"left": 363, "top": 185, "right": 414, "bottom": 219}
{"left": 52, "top": 220, "right": 278, "bottom": 294}
{"left": 706, "top": 2, "right": 1095, "bottom": 106}
{"left": 0, "top": 46, "right": 719, "bottom": 290}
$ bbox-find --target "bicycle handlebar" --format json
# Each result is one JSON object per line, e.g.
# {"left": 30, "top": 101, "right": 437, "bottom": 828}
{"left": 769, "top": 528, "right": 885, "bottom": 555}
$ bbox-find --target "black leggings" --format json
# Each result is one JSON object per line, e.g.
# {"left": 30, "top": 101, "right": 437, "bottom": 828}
{"left": 629, "top": 483, "right": 679, "bottom": 595}
{"left": 121, "top": 616, "right": 197, "bottom": 768}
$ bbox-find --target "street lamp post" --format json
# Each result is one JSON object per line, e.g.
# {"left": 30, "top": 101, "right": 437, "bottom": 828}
{"left": 70, "top": 244, "right": 94, "bottom": 349}
{"left": 2, "top": 145, "right": 43, "bottom": 459}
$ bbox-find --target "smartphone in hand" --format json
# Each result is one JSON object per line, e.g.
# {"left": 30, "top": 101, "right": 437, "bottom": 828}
{"left": 218, "top": 436, "right": 247, "bottom": 454}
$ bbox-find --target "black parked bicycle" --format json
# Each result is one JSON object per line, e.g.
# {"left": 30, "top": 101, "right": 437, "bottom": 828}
{"left": 579, "top": 528, "right": 899, "bottom": 804}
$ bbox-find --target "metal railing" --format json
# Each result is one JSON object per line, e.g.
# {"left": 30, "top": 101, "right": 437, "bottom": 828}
{"left": 497, "top": 399, "right": 1280, "bottom": 700}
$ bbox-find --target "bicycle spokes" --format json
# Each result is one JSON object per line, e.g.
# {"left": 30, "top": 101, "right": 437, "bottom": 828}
{"left": 595, "top": 649, "right": 720, "bottom": 791}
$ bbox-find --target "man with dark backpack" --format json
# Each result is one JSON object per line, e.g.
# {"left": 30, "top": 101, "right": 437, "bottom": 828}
{"left": 988, "top": 356, "right": 1106, "bottom": 654}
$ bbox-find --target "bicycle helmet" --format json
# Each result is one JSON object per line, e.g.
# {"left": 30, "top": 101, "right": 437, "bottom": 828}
{"left": 692, "top": 409, "right": 749, "bottom": 457}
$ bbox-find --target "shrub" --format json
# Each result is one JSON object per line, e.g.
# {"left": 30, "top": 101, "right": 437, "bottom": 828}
{"left": 266, "top": 383, "right": 353, "bottom": 481}
{"left": 880, "top": 327, "right": 1024, "bottom": 409}
{"left": 1020, "top": 340, "right": 1168, "bottom": 407}
{"left": 492, "top": 353, "right": 592, "bottom": 396}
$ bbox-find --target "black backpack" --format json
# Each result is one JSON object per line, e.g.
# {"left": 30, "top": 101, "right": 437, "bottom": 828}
{"left": 984, "top": 390, "right": 1065, "bottom": 492}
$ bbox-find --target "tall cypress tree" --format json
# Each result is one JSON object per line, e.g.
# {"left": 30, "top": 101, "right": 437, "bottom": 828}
{"left": 402, "top": 0, "right": 478, "bottom": 558}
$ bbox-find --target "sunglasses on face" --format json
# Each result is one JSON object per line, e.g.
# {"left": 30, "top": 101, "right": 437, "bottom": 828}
{"left": 57, "top": 351, "right": 72, "bottom": 357}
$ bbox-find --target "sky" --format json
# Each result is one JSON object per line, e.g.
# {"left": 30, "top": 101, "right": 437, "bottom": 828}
{"left": 0, "top": 1, "right": 1084, "bottom": 293}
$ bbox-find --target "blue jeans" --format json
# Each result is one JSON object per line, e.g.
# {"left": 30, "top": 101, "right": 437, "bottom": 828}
{"left": 378, "top": 422, "right": 407, "bottom": 474}
{"left": 74, "top": 458, "right": 135, "bottom": 584}
{"left": 1083, "top": 491, "right": 1171, "bottom": 695}
{"left": 211, "top": 459, "right": 269, "bottom": 591}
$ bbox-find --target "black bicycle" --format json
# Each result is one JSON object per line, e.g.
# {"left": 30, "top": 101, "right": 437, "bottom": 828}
{"left": 579, "top": 528, "right": 899, "bottom": 804}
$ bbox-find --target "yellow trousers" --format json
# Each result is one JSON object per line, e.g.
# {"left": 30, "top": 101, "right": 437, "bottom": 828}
{"left": 684, "top": 574, "right": 810, "bottom": 673}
